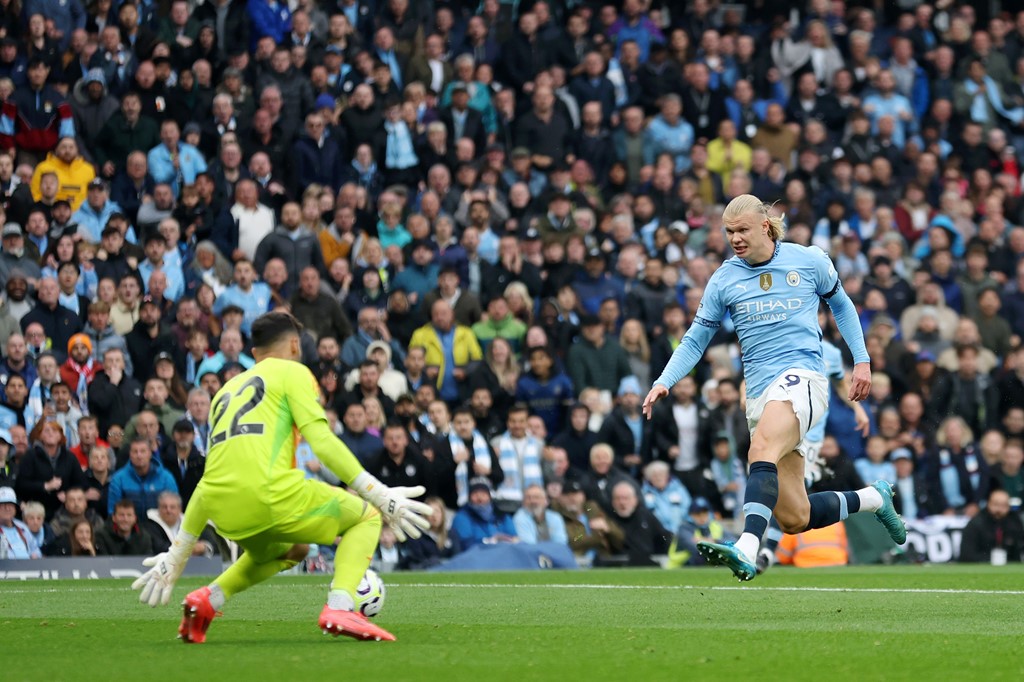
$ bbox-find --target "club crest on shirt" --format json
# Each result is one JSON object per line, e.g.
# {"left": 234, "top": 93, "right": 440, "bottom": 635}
{"left": 787, "top": 271, "right": 800, "bottom": 286}
{"left": 759, "top": 273, "right": 772, "bottom": 291}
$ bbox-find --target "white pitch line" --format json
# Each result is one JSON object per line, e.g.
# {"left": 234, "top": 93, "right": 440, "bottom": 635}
{"left": 395, "top": 583, "right": 1024, "bottom": 596}
{"left": 2, "top": 583, "right": 1024, "bottom": 596}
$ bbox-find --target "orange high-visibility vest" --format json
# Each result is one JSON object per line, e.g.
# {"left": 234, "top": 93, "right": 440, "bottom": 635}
{"left": 776, "top": 523, "right": 849, "bottom": 567}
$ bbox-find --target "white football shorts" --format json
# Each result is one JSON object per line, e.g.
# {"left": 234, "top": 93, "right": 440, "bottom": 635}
{"left": 745, "top": 368, "right": 829, "bottom": 459}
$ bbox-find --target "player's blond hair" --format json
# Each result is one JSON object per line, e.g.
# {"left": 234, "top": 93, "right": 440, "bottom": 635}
{"left": 723, "top": 194, "right": 786, "bottom": 241}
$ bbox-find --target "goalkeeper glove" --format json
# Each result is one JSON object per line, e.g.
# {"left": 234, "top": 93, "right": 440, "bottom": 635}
{"left": 130, "top": 531, "right": 197, "bottom": 607}
{"left": 353, "top": 472, "right": 432, "bottom": 542}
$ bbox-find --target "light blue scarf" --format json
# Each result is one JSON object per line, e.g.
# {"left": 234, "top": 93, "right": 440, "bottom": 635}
{"left": 495, "top": 432, "right": 543, "bottom": 503}
{"left": 965, "top": 76, "right": 1024, "bottom": 125}
{"left": 385, "top": 119, "right": 419, "bottom": 170}
{"left": 449, "top": 429, "right": 492, "bottom": 507}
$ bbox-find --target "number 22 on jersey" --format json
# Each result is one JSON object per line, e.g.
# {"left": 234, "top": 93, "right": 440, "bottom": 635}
{"left": 210, "top": 376, "right": 267, "bottom": 447}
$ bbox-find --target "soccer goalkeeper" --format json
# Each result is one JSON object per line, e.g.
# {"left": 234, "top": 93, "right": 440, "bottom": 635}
{"left": 131, "top": 311, "right": 431, "bottom": 643}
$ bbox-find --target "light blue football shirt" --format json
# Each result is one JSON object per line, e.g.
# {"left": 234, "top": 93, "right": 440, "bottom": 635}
{"left": 805, "top": 340, "right": 845, "bottom": 444}
{"left": 692, "top": 242, "right": 838, "bottom": 399}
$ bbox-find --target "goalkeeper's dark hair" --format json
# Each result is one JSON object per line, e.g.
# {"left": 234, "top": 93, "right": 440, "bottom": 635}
{"left": 251, "top": 311, "right": 304, "bottom": 349}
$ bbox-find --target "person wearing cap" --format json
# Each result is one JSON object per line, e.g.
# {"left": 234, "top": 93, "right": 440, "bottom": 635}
{"left": 566, "top": 313, "right": 632, "bottom": 395}
{"left": 0, "top": 224, "right": 42, "bottom": 286}
{"left": 550, "top": 477, "right": 624, "bottom": 563}
{"left": 124, "top": 294, "right": 176, "bottom": 385}
{"left": 343, "top": 340, "right": 408, "bottom": 402}
{"left": 0, "top": 486, "right": 42, "bottom": 559}
{"left": 70, "top": 177, "right": 124, "bottom": 243}
{"left": 595, "top": 375, "right": 649, "bottom": 477}
{"left": 160, "top": 419, "right": 205, "bottom": 509}
{"left": 449, "top": 477, "right": 518, "bottom": 551}
{"left": 668, "top": 497, "right": 734, "bottom": 567}
{"left": 59, "top": 332, "right": 100, "bottom": 401}
{"left": 573, "top": 246, "right": 625, "bottom": 315}
{"left": 888, "top": 447, "right": 925, "bottom": 521}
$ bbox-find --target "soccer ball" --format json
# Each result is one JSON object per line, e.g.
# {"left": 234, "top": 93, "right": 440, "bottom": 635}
{"left": 355, "top": 569, "right": 386, "bottom": 618}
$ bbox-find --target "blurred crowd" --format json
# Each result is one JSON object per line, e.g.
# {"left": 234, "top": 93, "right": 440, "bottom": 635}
{"left": 2, "top": 0, "right": 1024, "bottom": 567}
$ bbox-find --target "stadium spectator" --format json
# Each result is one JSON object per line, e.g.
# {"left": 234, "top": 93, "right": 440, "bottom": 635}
{"left": 608, "top": 479, "right": 671, "bottom": 566}
{"left": 891, "top": 448, "right": 927, "bottom": 521}
{"left": 141, "top": 490, "right": 218, "bottom": 556}
{"left": 95, "top": 498, "right": 154, "bottom": 555}
{"left": 49, "top": 485, "right": 102, "bottom": 538}
{"left": 107, "top": 435, "right": 178, "bottom": 518}
{"left": 160, "top": 419, "right": 204, "bottom": 510}
{"left": 959, "top": 489, "right": 1024, "bottom": 563}
{"left": 0, "top": 486, "right": 41, "bottom": 559}
{"left": 667, "top": 497, "right": 734, "bottom": 567}
{"left": 87, "top": 348, "right": 141, "bottom": 438}
{"left": 641, "top": 460, "right": 691, "bottom": 535}
{"left": 365, "top": 421, "right": 432, "bottom": 494}
{"left": 15, "top": 418, "right": 86, "bottom": 516}
{"left": 338, "top": 401, "right": 383, "bottom": 467}
{"left": 512, "top": 484, "right": 568, "bottom": 545}
{"left": 0, "top": 333, "right": 38, "bottom": 400}
{"left": 409, "top": 298, "right": 482, "bottom": 404}
{"left": 450, "top": 478, "right": 517, "bottom": 551}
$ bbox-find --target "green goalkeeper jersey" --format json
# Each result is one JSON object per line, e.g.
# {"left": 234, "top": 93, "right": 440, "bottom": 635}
{"left": 193, "top": 357, "right": 362, "bottom": 539}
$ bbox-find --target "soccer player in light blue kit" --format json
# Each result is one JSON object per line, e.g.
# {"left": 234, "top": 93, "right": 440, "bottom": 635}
{"left": 642, "top": 195, "right": 905, "bottom": 581}
{"left": 757, "top": 325, "right": 871, "bottom": 574}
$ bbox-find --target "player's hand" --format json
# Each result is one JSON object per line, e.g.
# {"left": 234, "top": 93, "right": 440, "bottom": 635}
{"left": 132, "top": 552, "right": 186, "bottom": 607}
{"left": 380, "top": 486, "right": 432, "bottom": 541}
{"left": 131, "top": 532, "right": 197, "bottom": 606}
{"left": 848, "top": 362, "right": 871, "bottom": 402}
{"left": 353, "top": 473, "right": 432, "bottom": 542}
{"left": 852, "top": 403, "right": 870, "bottom": 437}
{"left": 642, "top": 385, "right": 668, "bottom": 420}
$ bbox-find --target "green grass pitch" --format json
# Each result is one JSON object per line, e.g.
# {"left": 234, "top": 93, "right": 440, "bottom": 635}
{"left": 2, "top": 565, "right": 1022, "bottom": 682}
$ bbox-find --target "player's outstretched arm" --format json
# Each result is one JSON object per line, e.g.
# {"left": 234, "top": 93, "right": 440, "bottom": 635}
{"left": 823, "top": 284, "right": 871, "bottom": 401}
{"left": 644, "top": 321, "right": 718, "bottom": 419}
{"left": 303, "top": 419, "right": 432, "bottom": 541}
{"left": 291, "top": 365, "right": 432, "bottom": 540}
